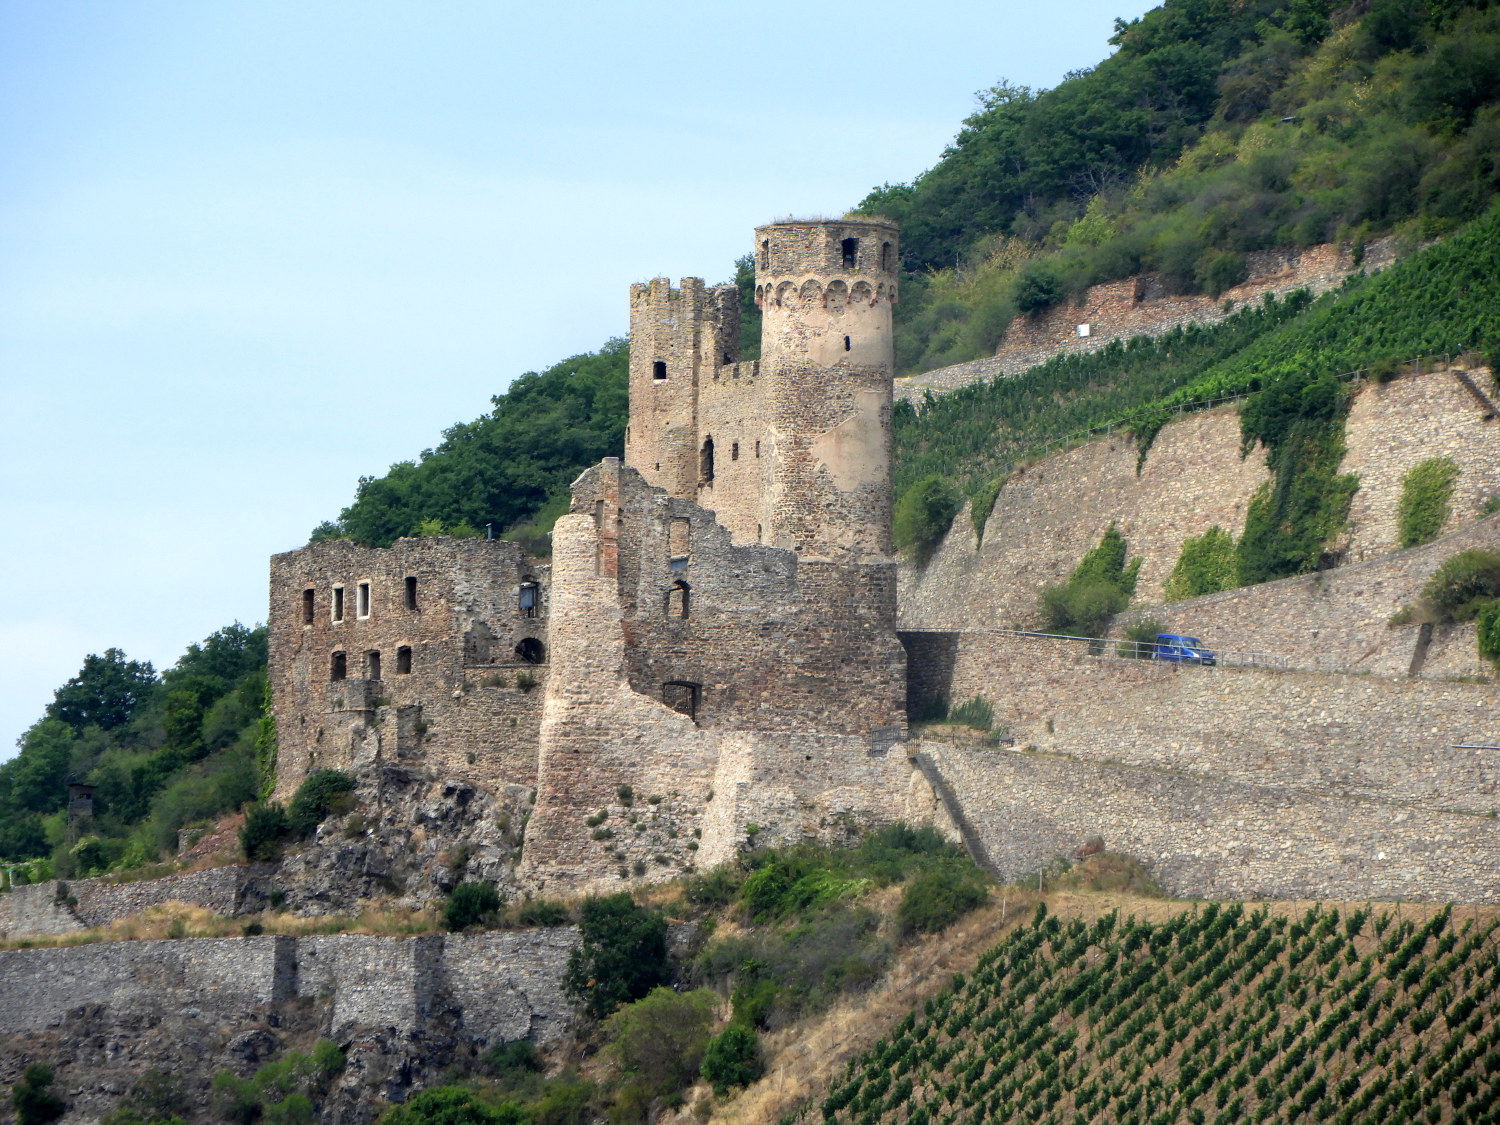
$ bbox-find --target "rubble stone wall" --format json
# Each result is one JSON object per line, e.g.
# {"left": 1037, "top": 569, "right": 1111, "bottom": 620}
{"left": 0, "top": 865, "right": 249, "bottom": 941}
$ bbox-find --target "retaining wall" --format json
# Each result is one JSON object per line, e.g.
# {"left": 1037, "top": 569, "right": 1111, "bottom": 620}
{"left": 0, "top": 865, "right": 250, "bottom": 941}
{"left": 902, "top": 629, "right": 1500, "bottom": 901}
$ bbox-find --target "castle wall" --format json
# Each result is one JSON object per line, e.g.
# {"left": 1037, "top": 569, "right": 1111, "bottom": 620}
{"left": 519, "top": 460, "right": 917, "bottom": 893}
{"left": 899, "top": 369, "right": 1500, "bottom": 641}
{"left": 894, "top": 237, "right": 1402, "bottom": 403}
{"left": 268, "top": 537, "right": 549, "bottom": 801}
{"left": 902, "top": 630, "right": 1500, "bottom": 901}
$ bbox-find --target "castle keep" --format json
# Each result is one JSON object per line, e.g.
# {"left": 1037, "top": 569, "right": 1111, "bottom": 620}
{"left": 270, "top": 220, "right": 925, "bottom": 890}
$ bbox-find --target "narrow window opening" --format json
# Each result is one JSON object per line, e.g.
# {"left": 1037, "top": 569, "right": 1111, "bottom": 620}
{"left": 405, "top": 576, "right": 418, "bottom": 610}
{"left": 396, "top": 646, "right": 412, "bottom": 674}
{"left": 755, "top": 440, "right": 760, "bottom": 458}
{"left": 841, "top": 238, "right": 858, "bottom": 268}
{"left": 652, "top": 360, "right": 667, "bottom": 381}
{"left": 881, "top": 241, "right": 893, "bottom": 271}
{"left": 302, "top": 589, "right": 314, "bottom": 625}
{"left": 330, "top": 651, "right": 347, "bottom": 681}
{"left": 662, "top": 681, "right": 701, "bottom": 721}
{"left": 519, "top": 579, "right": 539, "bottom": 618}
{"left": 700, "top": 436, "right": 715, "bottom": 484}
{"left": 731, "top": 441, "right": 739, "bottom": 461}
{"left": 844, "top": 335, "right": 851, "bottom": 352}
{"left": 366, "top": 650, "right": 381, "bottom": 681}
{"left": 723, "top": 352, "right": 733, "bottom": 364}
{"left": 332, "top": 586, "right": 345, "bottom": 623}
{"left": 357, "top": 582, "right": 371, "bottom": 618}
{"left": 668, "top": 580, "right": 690, "bottom": 619}
{"left": 515, "top": 637, "right": 546, "bottom": 665}
{"left": 759, "top": 239, "right": 769, "bottom": 269}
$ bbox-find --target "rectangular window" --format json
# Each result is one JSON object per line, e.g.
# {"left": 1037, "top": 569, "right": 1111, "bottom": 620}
{"left": 357, "top": 582, "right": 371, "bottom": 618}
{"left": 841, "top": 238, "right": 858, "bottom": 268}
{"left": 366, "top": 650, "right": 381, "bottom": 681}
{"left": 405, "top": 576, "right": 418, "bottom": 610}
{"left": 652, "top": 360, "right": 667, "bottom": 381}
{"left": 302, "top": 589, "right": 314, "bottom": 625}
{"left": 731, "top": 441, "right": 739, "bottom": 461}
{"left": 332, "top": 586, "right": 344, "bottom": 623}
{"left": 330, "top": 651, "right": 347, "bottom": 680}
{"left": 396, "top": 646, "right": 412, "bottom": 674}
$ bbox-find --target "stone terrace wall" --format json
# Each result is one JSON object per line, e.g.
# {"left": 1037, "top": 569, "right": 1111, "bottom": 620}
{"left": 899, "top": 369, "right": 1500, "bottom": 640}
{"left": 894, "top": 237, "right": 1400, "bottom": 404}
{"left": 0, "top": 929, "right": 576, "bottom": 1044}
{"left": 0, "top": 865, "right": 249, "bottom": 941}
{"left": 1114, "top": 513, "right": 1500, "bottom": 679}
{"left": 902, "top": 630, "right": 1500, "bottom": 900}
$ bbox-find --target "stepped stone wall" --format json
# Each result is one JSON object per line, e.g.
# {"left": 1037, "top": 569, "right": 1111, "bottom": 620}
{"left": 902, "top": 630, "right": 1500, "bottom": 901}
{"left": 894, "top": 237, "right": 1401, "bottom": 404}
{"left": 899, "top": 368, "right": 1500, "bottom": 638}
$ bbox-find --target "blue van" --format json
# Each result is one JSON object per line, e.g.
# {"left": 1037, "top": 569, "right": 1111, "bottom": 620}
{"left": 1154, "top": 634, "right": 1216, "bottom": 665}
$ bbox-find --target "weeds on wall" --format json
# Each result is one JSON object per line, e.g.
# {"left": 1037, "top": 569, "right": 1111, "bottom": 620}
{"left": 893, "top": 474, "right": 962, "bottom": 563}
{"left": 1039, "top": 524, "right": 1142, "bottom": 636}
{"left": 1163, "top": 525, "right": 1240, "bottom": 602}
{"left": 1236, "top": 370, "right": 1358, "bottom": 585}
{"left": 1398, "top": 456, "right": 1460, "bottom": 548}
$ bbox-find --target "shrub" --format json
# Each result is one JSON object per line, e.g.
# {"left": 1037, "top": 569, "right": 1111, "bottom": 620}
{"left": 1398, "top": 457, "right": 1460, "bottom": 548}
{"left": 1164, "top": 526, "right": 1239, "bottom": 602}
{"left": 1014, "top": 266, "right": 1063, "bottom": 314}
{"left": 380, "top": 1087, "right": 528, "bottom": 1125}
{"left": 286, "top": 769, "right": 356, "bottom": 838}
{"left": 513, "top": 897, "right": 570, "bottom": 927}
{"left": 562, "top": 893, "right": 669, "bottom": 1019}
{"left": 1119, "top": 617, "right": 1165, "bottom": 659}
{"left": 894, "top": 475, "right": 962, "bottom": 564}
{"left": 1420, "top": 549, "right": 1500, "bottom": 622}
{"left": 444, "top": 881, "right": 503, "bottom": 932}
{"left": 605, "top": 987, "right": 717, "bottom": 1097}
{"left": 702, "top": 1024, "right": 765, "bottom": 1094}
{"left": 13, "top": 1065, "right": 65, "bottom": 1125}
{"left": 240, "top": 803, "right": 290, "bottom": 862}
{"left": 1040, "top": 524, "right": 1141, "bottom": 634}
{"left": 897, "top": 862, "right": 991, "bottom": 937}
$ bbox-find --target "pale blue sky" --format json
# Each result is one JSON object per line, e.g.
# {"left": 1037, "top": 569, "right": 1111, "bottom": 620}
{"left": 0, "top": 0, "right": 1155, "bottom": 756}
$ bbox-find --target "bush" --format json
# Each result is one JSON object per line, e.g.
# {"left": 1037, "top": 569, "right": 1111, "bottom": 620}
{"left": 380, "top": 1087, "right": 528, "bottom": 1125}
{"left": 562, "top": 893, "right": 669, "bottom": 1019}
{"left": 1421, "top": 549, "right": 1500, "bottom": 621}
{"left": 1164, "top": 526, "right": 1239, "bottom": 602}
{"left": 1398, "top": 457, "right": 1460, "bottom": 548}
{"left": 897, "top": 862, "right": 991, "bottom": 937}
{"left": 894, "top": 475, "right": 962, "bottom": 564}
{"left": 444, "top": 881, "right": 503, "bottom": 931}
{"left": 1476, "top": 601, "right": 1500, "bottom": 670}
{"left": 286, "top": 769, "right": 356, "bottom": 837}
{"left": 513, "top": 897, "right": 570, "bottom": 927}
{"left": 13, "top": 1064, "right": 65, "bottom": 1125}
{"left": 1118, "top": 617, "right": 1165, "bottom": 658}
{"left": 701, "top": 1024, "right": 764, "bottom": 1094}
{"left": 605, "top": 987, "right": 717, "bottom": 1097}
{"left": 240, "top": 802, "right": 290, "bottom": 862}
{"left": 1040, "top": 524, "right": 1141, "bottom": 634}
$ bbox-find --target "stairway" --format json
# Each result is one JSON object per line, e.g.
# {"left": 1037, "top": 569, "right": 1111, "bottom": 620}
{"left": 1452, "top": 369, "right": 1498, "bottom": 419}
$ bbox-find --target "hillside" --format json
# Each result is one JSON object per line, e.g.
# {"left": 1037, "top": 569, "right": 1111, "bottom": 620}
{"left": 820, "top": 900, "right": 1500, "bottom": 1125}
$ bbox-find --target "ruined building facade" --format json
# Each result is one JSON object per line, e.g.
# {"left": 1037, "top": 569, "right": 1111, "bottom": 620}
{"left": 269, "top": 219, "right": 929, "bottom": 890}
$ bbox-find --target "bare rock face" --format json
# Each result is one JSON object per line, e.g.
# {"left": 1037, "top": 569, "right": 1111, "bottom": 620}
{"left": 266, "top": 764, "right": 533, "bottom": 915}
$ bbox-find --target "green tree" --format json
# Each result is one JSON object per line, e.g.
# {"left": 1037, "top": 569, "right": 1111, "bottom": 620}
{"left": 46, "top": 648, "right": 158, "bottom": 732}
{"left": 240, "top": 802, "right": 290, "bottom": 862}
{"left": 1040, "top": 523, "right": 1142, "bottom": 635}
{"left": 444, "top": 882, "right": 503, "bottom": 932}
{"left": 701, "top": 1024, "right": 764, "bottom": 1094}
{"left": 562, "top": 893, "right": 670, "bottom": 1019}
{"left": 286, "top": 769, "right": 356, "bottom": 837}
{"left": 893, "top": 474, "right": 961, "bottom": 563}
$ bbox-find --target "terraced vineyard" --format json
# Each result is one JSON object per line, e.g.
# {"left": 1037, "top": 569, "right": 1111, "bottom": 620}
{"left": 820, "top": 903, "right": 1500, "bottom": 1125}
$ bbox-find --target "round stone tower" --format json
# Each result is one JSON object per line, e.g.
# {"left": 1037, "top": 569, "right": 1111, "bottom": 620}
{"left": 754, "top": 218, "right": 899, "bottom": 561}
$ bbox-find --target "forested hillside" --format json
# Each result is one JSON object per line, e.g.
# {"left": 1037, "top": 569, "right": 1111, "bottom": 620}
{"left": 0, "top": 626, "right": 270, "bottom": 874}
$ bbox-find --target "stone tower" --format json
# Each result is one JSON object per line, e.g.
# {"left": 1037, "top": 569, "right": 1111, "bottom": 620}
{"left": 755, "top": 218, "right": 898, "bottom": 562}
